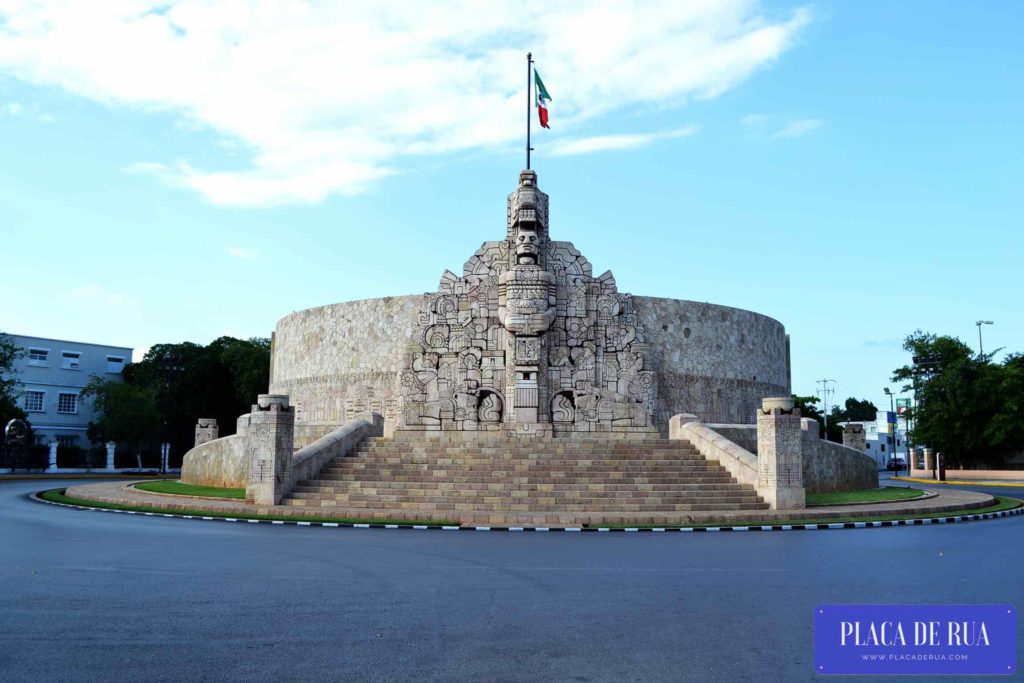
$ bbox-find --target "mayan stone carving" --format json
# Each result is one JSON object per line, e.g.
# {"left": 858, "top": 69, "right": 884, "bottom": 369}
{"left": 245, "top": 394, "right": 295, "bottom": 505}
{"left": 756, "top": 397, "right": 806, "bottom": 509}
{"left": 399, "top": 170, "right": 657, "bottom": 436}
{"left": 194, "top": 418, "right": 219, "bottom": 447}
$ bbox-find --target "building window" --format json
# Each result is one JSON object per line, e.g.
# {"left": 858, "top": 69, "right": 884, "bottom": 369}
{"left": 106, "top": 355, "right": 126, "bottom": 373}
{"left": 61, "top": 351, "right": 82, "bottom": 370}
{"left": 57, "top": 435, "right": 78, "bottom": 448}
{"left": 24, "top": 391, "right": 45, "bottom": 412}
{"left": 880, "top": 443, "right": 886, "bottom": 452}
{"left": 57, "top": 393, "right": 78, "bottom": 414}
{"left": 897, "top": 439, "right": 901, "bottom": 446}
{"left": 28, "top": 348, "right": 49, "bottom": 366}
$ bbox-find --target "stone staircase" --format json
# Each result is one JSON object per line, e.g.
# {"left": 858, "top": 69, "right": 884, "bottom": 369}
{"left": 280, "top": 433, "right": 768, "bottom": 525}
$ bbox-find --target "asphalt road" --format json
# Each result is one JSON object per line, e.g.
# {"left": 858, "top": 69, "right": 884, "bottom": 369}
{"left": 1, "top": 479, "right": 1021, "bottom": 683}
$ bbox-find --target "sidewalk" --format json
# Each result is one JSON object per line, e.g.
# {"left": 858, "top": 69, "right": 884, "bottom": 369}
{"left": 895, "top": 476, "right": 1024, "bottom": 488}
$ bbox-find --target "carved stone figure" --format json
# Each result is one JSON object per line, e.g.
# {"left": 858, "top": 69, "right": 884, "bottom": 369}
{"left": 397, "top": 169, "right": 657, "bottom": 436}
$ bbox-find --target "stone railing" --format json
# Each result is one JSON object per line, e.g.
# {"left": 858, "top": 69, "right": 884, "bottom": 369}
{"left": 182, "top": 401, "right": 384, "bottom": 501}
{"left": 288, "top": 412, "right": 384, "bottom": 496}
{"left": 669, "top": 414, "right": 759, "bottom": 490}
{"left": 671, "top": 415, "right": 878, "bottom": 497}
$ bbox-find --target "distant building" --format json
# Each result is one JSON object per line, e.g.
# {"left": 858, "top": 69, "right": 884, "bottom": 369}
{"left": 4, "top": 334, "right": 133, "bottom": 447}
{"left": 840, "top": 411, "right": 908, "bottom": 468}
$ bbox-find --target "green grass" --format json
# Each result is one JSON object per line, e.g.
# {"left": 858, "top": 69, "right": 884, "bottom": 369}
{"left": 37, "top": 488, "right": 460, "bottom": 526}
{"left": 134, "top": 480, "right": 246, "bottom": 499}
{"left": 807, "top": 486, "right": 926, "bottom": 507}
{"left": 590, "top": 496, "right": 1022, "bottom": 529}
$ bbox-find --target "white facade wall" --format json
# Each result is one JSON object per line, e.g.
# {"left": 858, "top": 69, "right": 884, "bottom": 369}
{"left": 842, "top": 411, "right": 909, "bottom": 469}
{"left": 5, "top": 334, "right": 133, "bottom": 446}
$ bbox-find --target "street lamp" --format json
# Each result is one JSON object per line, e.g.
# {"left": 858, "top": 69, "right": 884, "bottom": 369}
{"left": 884, "top": 388, "right": 899, "bottom": 477}
{"left": 975, "top": 320, "right": 993, "bottom": 357}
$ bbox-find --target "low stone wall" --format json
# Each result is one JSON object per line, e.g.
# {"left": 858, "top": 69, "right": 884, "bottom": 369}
{"left": 927, "top": 470, "right": 1024, "bottom": 482}
{"left": 682, "top": 421, "right": 878, "bottom": 494}
{"left": 181, "top": 434, "right": 247, "bottom": 488}
{"left": 807, "top": 440, "right": 880, "bottom": 493}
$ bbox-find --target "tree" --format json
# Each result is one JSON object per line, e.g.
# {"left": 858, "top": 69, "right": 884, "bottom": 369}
{"left": 82, "top": 377, "right": 160, "bottom": 463}
{"left": 892, "top": 330, "right": 1021, "bottom": 468}
{"left": 109, "top": 336, "right": 271, "bottom": 462}
{"left": 0, "top": 332, "right": 27, "bottom": 430}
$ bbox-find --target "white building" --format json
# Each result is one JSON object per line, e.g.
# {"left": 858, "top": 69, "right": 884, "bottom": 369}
{"left": 5, "top": 334, "right": 133, "bottom": 447}
{"left": 841, "top": 411, "right": 909, "bottom": 469}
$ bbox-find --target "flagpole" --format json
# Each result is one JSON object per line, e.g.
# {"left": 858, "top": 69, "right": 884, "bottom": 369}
{"left": 526, "top": 52, "right": 532, "bottom": 170}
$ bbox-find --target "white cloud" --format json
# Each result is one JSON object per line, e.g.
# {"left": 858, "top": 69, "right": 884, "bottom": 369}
{"left": 740, "top": 113, "right": 766, "bottom": 128}
{"left": 225, "top": 246, "right": 257, "bottom": 259}
{"left": 68, "top": 284, "right": 141, "bottom": 310}
{"left": 0, "top": 1, "right": 810, "bottom": 206}
{"left": 2, "top": 102, "right": 24, "bottom": 115}
{"left": 551, "top": 126, "right": 697, "bottom": 156}
{"left": 770, "top": 118, "right": 822, "bottom": 139}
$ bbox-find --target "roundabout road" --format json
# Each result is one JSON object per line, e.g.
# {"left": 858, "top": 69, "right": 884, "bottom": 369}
{"left": 2, "top": 479, "right": 1022, "bottom": 683}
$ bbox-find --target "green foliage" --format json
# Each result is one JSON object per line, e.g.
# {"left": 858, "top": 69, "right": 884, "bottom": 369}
{"left": 0, "top": 331, "right": 28, "bottom": 429}
{"left": 82, "top": 377, "right": 161, "bottom": 455}
{"left": 100, "top": 336, "right": 271, "bottom": 460}
{"left": 831, "top": 397, "right": 879, "bottom": 423}
{"left": 892, "top": 330, "right": 1024, "bottom": 467}
{"left": 806, "top": 487, "right": 924, "bottom": 507}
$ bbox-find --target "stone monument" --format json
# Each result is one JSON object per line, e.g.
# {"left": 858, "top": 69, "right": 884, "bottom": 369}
{"left": 399, "top": 170, "right": 656, "bottom": 436}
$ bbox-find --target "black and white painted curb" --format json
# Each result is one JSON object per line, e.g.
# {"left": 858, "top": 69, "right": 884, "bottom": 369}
{"left": 30, "top": 491, "right": 1024, "bottom": 533}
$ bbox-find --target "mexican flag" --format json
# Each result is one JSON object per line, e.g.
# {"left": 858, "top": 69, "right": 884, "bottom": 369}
{"left": 534, "top": 69, "right": 551, "bottom": 129}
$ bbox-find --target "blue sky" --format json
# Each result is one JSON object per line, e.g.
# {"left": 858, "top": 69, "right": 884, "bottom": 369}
{"left": 1, "top": 1, "right": 1021, "bottom": 415}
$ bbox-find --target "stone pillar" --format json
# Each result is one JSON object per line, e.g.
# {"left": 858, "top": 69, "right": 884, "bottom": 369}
{"left": 909, "top": 447, "right": 924, "bottom": 476}
{"left": 756, "top": 397, "right": 805, "bottom": 510}
{"left": 195, "top": 418, "right": 219, "bottom": 447}
{"left": 48, "top": 439, "right": 58, "bottom": 471}
{"left": 842, "top": 423, "right": 866, "bottom": 451}
{"left": 105, "top": 441, "right": 116, "bottom": 471}
{"left": 245, "top": 394, "right": 295, "bottom": 506}
{"left": 923, "top": 448, "right": 935, "bottom": 477}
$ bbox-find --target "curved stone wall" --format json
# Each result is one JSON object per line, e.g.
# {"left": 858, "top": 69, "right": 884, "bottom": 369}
{"left": 633, "top": 296, "right": 789, "bottom": 427}
{"left": 270, "top": 294, "right": 789, "bottom": 443}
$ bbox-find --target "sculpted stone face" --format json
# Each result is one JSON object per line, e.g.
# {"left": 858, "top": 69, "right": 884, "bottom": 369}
{"left": 515, "top": 226, "right": 539, "bottom": 265}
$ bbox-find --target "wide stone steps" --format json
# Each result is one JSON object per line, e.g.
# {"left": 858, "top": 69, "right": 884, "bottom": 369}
{"left": 279, "top": 434, "right": 768, "bottom": 516}
{"left": 282, "top": 498, "right": 768, "bottom": 513}
{"left": 294, "top": 481, "right": 746, "bottom": 493}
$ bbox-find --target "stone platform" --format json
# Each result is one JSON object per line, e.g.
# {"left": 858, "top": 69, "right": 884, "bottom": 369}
{"left": 63, "top": 465, "right": 997, "bottom": 529}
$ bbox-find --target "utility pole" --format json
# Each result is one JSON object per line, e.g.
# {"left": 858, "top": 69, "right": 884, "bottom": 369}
{"left": 816, "top": 378, "right": 836, "bottom": 436}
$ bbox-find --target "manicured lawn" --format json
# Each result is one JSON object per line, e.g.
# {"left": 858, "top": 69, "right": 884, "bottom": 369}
{"left": 806, "top": 486, "right": 925, "bottom": 507}
{"left": 134, "top": 480, "right": 246, "bottom": 499}
{"left": 37, "top": 488, "right": 460, "bottom": 527}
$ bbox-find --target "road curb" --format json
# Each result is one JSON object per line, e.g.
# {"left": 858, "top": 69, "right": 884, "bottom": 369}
{"left": 31, "top": 491, "right": 1024, "bottom": 533}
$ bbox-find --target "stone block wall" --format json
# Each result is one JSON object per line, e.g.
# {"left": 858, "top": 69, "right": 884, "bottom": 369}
{"left": 269, "top": 294, "right": 790, "bottom": 437}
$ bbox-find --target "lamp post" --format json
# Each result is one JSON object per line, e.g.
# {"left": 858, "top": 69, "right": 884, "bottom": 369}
{"left": 884, "top": 388, "right": 898, "bottom": 477}
{"left": 975, "top": 320, "right": 993, "bottom": 357}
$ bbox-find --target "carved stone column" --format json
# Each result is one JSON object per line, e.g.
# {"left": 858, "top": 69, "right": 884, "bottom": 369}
{"left": 756, "top": 397, "right": 805, "bottom": 510}
{"left": 48, "top": 439, "right": 58, "bottom": 471}
{"left": 923, "top": 448, "right": 935, "bottom": 476}
{"left": 245, "top": 394, "right": 295, "bottom": 506}
{"left": 195, "top": 418, "right": 219, "bottom": 447}
{"left": 105, "top": 441, "right": 116, "bottom": 471}
{"left": 842, "top": 423, "right": 866, "bottom": 451}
